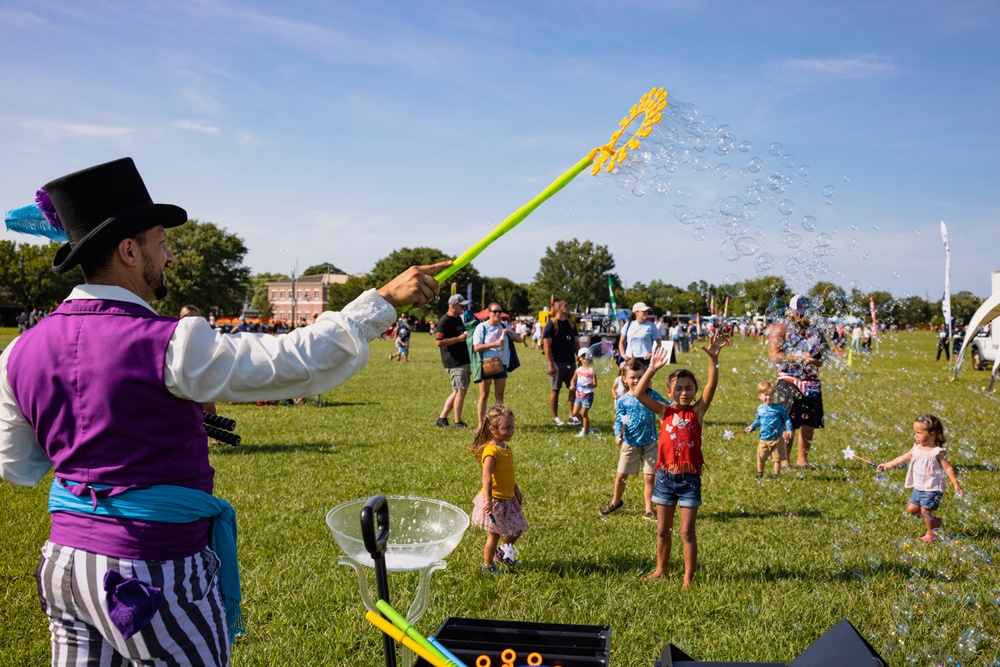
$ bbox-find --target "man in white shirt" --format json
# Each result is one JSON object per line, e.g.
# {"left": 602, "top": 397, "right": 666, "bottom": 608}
{"left": 0, "top": 157, "right": 444, "bottom": 666}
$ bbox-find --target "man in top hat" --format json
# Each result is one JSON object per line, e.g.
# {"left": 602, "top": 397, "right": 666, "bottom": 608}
{"left": 0, "top": 157, "right": 444, "bottom": 665}
{"left": 434, "top": 293, "right": 472, "bottom": 428}
{"left": 767, "top": 294, "right": 827, "bottom": 469}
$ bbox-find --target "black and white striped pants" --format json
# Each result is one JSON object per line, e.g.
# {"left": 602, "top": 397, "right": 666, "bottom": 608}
{"left": 37, "top": 541, "right": 231, "bottom": 666}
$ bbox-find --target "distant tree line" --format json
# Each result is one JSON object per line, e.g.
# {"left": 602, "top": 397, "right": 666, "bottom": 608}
{"left": 0, "top": 222, "right": 982, "bottom": 328}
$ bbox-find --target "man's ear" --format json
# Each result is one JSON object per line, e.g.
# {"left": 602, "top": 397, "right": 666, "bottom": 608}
{"left": 117, "top": 237, "right": 140, "bottom": 267}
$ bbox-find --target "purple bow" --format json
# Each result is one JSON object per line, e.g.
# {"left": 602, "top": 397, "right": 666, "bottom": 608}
{"left": 103, "top": 570, "right": 163, "bottom": 639}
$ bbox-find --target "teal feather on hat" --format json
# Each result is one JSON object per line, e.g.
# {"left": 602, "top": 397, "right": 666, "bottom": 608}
{"left": 5, "top": 203, "right": 69, "bottom": 243}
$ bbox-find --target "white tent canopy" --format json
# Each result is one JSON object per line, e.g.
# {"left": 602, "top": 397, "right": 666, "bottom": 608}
{"left": 954, "top": 291, "right": 1000, "bottom": 378}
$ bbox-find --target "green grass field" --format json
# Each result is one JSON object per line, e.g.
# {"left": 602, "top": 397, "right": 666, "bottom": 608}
{"left": 1, "top": 327, "right": 998, "bottom": 665}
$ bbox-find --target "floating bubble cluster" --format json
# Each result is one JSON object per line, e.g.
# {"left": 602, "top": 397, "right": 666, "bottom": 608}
{"left": 599, "top": 93, "right": 850, "bottom": 289}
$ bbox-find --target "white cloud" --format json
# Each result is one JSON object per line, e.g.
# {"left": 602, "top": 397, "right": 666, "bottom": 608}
{"left": 0, "top": 9, "right": 46, "bottom": 28}
{"left": 236, "top": 131, "right": 267, "bottom": 146}
{"left": 17, "top": 118, "right": 133, "bottom": 140}
{"left": 175, "top": 120, "right": 221, "bottom": 134}
{"left": 780, "top": 56, "right": 896, "bottom": 79}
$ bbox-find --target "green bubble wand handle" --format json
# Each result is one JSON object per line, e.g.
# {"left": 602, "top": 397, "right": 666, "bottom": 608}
{"left": 433, "top": 153, "right": 596, "bottom": 286}
{"left": 400, "top": 87, "right": 667, "bottom": 312}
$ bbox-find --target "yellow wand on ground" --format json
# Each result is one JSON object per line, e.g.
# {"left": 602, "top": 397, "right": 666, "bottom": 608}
{"left": 431, "top": 87, "right": 668, "bottom": 286}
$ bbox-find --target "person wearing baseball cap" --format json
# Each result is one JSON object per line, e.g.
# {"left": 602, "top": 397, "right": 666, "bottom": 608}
{"left": 766, "top": 293, "right": 828, "bottom": 469}
{"left": 0, "top": 157, "right": 446, "bottom": 665}
{"left": 435, "top": 294, "right": 472, "bottom": 428}
{"left": 618, "top": 302, "right": 661, "bottom": 369}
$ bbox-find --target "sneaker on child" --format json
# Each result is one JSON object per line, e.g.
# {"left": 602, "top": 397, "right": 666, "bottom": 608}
{"left": 495, "top": 544, "right": 521, "bottom": 568}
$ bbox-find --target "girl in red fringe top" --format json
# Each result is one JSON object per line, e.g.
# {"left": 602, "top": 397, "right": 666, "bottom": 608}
{"left": 634, "top": 331, "right": 730, "bottom": 588}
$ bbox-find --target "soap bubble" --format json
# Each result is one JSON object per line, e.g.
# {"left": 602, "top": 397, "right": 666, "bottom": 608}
{"left": 868, "top": 554, "right": 882, "bottom": 570}
{"left": 768, "top": 142, "right": 784, "bottom": 156}
{"left": 957, "top": 627, "right": 986, "bottom": 657}
{"left": 675, "top": 186, "right": 693, "bottom": 201}
{"left": 723, "top": 274, "right": 747, "bottom": 297}
{"left": 754, "top": 253, "right": 775, "bottom": 273}
{"left": 738, "top": 140, "right": 752, "bottom": 152}
{"left": 720, "top": 238, "right": 741, "bottom": 261}
{"left": 651, "top": 177, "right": 670, "bottom": 196}
{"left": 778, "top": 199, "right": 795, "bottom": 215}
{"left": 548, "top": 436, "right": 560, "bottom": 447}
{"left": 821, "top": 185, "right": 836, "bottom": 198}
{"left": 715, "top": 163, "right": 731, "bottom": 179}
{"left": 736, "top": 236, "right": 759, "bottom": 255}
{"left": 588, "top": 341, "right": 616, "bottom": 375}
{"left": 747, "top": 157, "right": 763, "bottom": 173}
{"left": 785, "top": 233, "right": 802, "bottom": 249}
{"left": 801, "top": 215, "right": 818, "bottom": 231}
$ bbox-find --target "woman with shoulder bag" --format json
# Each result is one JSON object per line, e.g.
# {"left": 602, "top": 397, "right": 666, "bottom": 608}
{"left": 473, "top": 302, "right": 524, "bottom": 427}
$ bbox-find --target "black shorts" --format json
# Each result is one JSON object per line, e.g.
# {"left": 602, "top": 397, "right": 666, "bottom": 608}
{"left": 550, "top": 361, "right": 575, "bottom": 390}
{"left": 774, "top": 380, "right": 824, "bottom": 429}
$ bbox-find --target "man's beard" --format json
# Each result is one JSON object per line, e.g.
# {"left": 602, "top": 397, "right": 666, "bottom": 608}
{"left": 142, "top": 253, "right": 168, "bottom": 300}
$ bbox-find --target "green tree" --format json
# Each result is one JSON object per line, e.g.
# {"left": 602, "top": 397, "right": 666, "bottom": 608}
{"left": 159, "top": 220, "right": 251, "bottom": 317}
{"left": 327, "top": 275, "right": 371, "bottom": 311}
{"left": 741, "top": 276, "right": 791, "bottom": 316}
{"left": 895, "top": 295, "right": 932, "bottom": 326}
{"left": 0, "top": 240, "right": 81, "bottom": 311}
{"left": 249, "top": 272, "right": 289, "bottom": 320}
{"left": 302, "top": 262, "right": 344, "bottom": 276}
{"left": 370, "top": 247, "right": 483, "bottom": 322}
{"left": 530, "top": 239, "right": 618, "bottom": 313}
{"left": 646, "top": 279, "right": 684, "bottom": 315}
{"left": 948, "top": 291, "right": 983, "bottom": 326}
{"left": 485, "top": 277, "right": 530, "bottom": 316}
{"left": 620, "top": 282, "right": 652, "bottom": 315}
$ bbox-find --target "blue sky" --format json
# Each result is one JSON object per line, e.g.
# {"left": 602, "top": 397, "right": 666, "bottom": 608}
{"left": 2, "top": 0, "right": 998, "bottom": 301}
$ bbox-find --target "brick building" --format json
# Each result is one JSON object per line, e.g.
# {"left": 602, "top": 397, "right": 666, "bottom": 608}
{"left": 266, "top": 273, "right": 362, "bottom": 326}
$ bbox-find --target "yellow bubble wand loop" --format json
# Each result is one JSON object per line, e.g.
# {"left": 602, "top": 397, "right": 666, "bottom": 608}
{"left": 430, "top": 87, "right": 668, "bottom": 288}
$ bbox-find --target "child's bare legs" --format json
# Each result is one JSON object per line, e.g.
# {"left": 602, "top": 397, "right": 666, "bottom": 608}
{"left": 773, "top": 456, "right": 781, "bottom": 475}
{"left": 644, "top": 504, "right": 675, "bottom": 581}
{"left": 643, "top": 473, "right": 655, "bottom": 514}
{"left": 796, "top": 426, "right": 814, "bottom": 467}
{"left": 907, "top": 503, "right": 937, "bottom": 540}
{"left": 580, "top": 407, "right": 590, "bottom": 434}
{"left": 757, "top": 457, "right": 766, "bottom": 475}
{"left": 679, "top": 506, "right": 698, "bottom": 588}
{"left": 483, "top": 530, "right": 501, "bottom": 565}
{"left": 477, "top": 380, "right": 491, "bottom": 427}
{"left": 611, "top": 473, "right": 629, "bottom": 506}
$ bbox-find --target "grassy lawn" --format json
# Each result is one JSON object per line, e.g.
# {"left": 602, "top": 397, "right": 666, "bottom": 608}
{"left": 1, "top": 327, "right": 998, "bottom": 665}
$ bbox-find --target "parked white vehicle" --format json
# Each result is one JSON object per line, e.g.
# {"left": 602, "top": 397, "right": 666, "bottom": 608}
{"left": 955, "top": 270, "right": 1000, "bottom": 389}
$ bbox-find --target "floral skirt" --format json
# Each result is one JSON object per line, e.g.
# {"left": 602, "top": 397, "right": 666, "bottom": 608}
{"left": 471, "top": 491, "right": 529, "bottom": 537}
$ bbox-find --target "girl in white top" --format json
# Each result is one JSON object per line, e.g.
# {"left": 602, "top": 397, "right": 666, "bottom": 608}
{"left": 878, "top": 414, "right": 964, "bottom": 543}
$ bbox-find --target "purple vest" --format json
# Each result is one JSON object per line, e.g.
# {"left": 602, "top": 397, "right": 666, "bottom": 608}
{"left": 8, "top": 298, "right": 213, "bottom": 559}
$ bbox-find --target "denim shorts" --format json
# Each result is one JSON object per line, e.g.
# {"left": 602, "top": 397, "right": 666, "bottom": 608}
{"left": 908, "top": 489, "right": 943, "bottom": 511}
{"left": 574, "top": 393, "right": 594, "bottom": 409}
{"left": 651, "top": 471, "right": 702, "bottom": 508}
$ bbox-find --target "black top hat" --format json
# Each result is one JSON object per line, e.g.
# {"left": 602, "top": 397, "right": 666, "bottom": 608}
{"left": 45, "top": 157, "right": 188, "bottom": 274}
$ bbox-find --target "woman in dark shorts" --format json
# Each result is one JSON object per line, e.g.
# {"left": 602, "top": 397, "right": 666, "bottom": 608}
{"left": 767, "top": 295, "right": 828, "bottom": 469}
